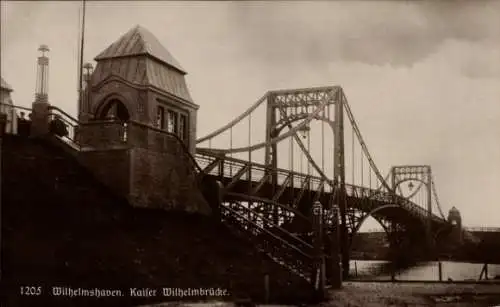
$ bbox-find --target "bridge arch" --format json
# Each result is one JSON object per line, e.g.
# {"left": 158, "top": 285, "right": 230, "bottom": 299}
{"left": 349, "top": 202, "right": 429, "bottom": 251}
{"left": 352, "top": 204, "right": 399, "bottom": 235}
{"left": 393, "top": 177, "right": 427, "bottom": 200}
{"left": 274, "top": 114, "right": 335, "bottom": 136}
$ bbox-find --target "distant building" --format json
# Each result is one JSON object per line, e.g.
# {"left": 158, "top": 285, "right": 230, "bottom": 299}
{"left": 0, "top": 77, "right": 17, "bottom": 134}
{"left": 447, "top": 206, "right": 463, "bottom": 243}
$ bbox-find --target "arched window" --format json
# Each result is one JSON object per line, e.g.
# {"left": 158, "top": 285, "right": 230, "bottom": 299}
{"left": 97, "top": 99, "right": 130, "bottom": 121}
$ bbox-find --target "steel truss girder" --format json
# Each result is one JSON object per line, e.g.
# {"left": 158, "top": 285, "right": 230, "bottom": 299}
{"left": 272, "top": 173, "right": 292, "bottom": 202}
{"left": 225, "top": 164, "right": 250, "bottom": 191}
{"left": 312, "top": 179, "right": 326, "bottom": 203}
{"left": 202, "top": 157, "right": 222, "bottom": 174}
{"left": 269, "top": 86, "right": 339, "bottom": 108}
{"left": 292, "top": 175, "right": 312, "bottom": 208}
{"left": 251, "top": 173, "right": 272, "bottom": 195}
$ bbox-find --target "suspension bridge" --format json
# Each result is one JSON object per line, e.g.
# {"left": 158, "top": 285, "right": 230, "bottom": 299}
{"left": 0, "top": 26, "right": 470, "bottom": 292}
{"left": 191, "top": 86, "right": 456, "bottom": 280}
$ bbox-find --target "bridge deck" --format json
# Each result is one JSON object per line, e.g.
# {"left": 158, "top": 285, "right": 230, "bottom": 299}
{"left": 195, "top": 149, "right": 447, "bottom": 226}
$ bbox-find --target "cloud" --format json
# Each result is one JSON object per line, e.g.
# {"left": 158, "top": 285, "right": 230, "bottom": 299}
{"left": 226, "top": 1, "right": 500, "bottom": 69}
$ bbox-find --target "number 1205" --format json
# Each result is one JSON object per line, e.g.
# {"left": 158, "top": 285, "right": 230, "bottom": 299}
{"left": 20, "top": 286, "right": 42, "bottom": 295}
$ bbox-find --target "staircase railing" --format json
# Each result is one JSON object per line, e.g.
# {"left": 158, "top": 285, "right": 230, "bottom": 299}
{"left": 221, "top": 201, "right": 314, "bottom": 281}
{"left": 47, "top": 106, "right": 81, "bottom": 150}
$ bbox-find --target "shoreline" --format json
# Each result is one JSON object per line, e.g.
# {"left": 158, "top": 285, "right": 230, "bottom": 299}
{"left": 350, "top": 258, "right": 500, "bottom": 265}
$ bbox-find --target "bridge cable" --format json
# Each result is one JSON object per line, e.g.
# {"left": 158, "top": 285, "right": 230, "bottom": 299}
{"left": 431, "top": 175, "right": 446, "bottom": 219}
{"left": 290, "top": 128, "right": 294, "bottom": 199}
{"left": 369, "top": 167, "right": 372, "bottom": 190}
{"left": 197, "top": 92, "right": 268, "bottom": 144}
{"left": 361, "top": 146, "right": 364, "bottom": 192}
{"left": 341, "top": 91, "right": 391, "bottom": 192}
{"left": 352, "top": 123, "right": 355, "bottom": 185}
{"left": 307, "top": 128, "right": 311, "bottom": 177}
{"left": 230, "top": 126, "right": 233, "bottom": 176}
{"left": 248, "top": 112, "right": 252, "bottom": 217}
{"left": 321, "top": 110, "right": 325, "bottom": 173}
{"left": 300, "top": 137, "right": 304, "bottom": 175}
{"left": 212, "top": 98, "right": 327, "bottom": 154}
{"left": 274, "top": 95, "right": 336, "bottom": 188}
{"left": 248, "top": 112, "right": 252, "bottom": 163}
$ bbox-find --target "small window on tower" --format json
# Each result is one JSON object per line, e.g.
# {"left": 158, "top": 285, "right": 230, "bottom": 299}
{"left": 156, "top": 106, "right": 165, "bottom": 129}
{"left": 179, "top": 114, "right": 188, "bottom": 141}
{"left": 167, "top": 110, "right": 177, "bottom": 133}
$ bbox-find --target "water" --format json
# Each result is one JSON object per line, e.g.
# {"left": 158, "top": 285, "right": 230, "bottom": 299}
{"left": 350, "top": 260, "right": 500, "bottom": 281}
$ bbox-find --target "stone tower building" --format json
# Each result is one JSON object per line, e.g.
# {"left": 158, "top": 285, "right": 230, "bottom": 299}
{"left": 76, "top": 25, "right": 209, "bottom": 215}
{"left": 78, "top": 25, "right": 198, "bottom": 154}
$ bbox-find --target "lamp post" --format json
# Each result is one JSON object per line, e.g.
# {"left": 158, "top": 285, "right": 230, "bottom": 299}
{"left": 330, "top": 203, "right": 342, "bottom": 288}
{"left": 312, "top": 201, "right": 326, "bottom": 298}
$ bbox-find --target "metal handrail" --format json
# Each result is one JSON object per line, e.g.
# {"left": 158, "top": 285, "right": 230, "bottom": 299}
{"left": 0, "top": 102, "right": 33, "bottom": 112}
{"left": 196, "top": 150, "right": 447, "bottom": 223}
{"left": 47, "top": 106, "right": 81, "bottom": 150}
{"left": 220, "top": 202, "right": 314, "bottom": 280}
{"left": 222, "top": 202, "right": 313, "bottom": 258}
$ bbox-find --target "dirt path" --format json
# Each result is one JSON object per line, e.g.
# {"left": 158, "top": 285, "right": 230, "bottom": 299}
{"left": 320, "top": 281, "right": 500, "bottom": 307}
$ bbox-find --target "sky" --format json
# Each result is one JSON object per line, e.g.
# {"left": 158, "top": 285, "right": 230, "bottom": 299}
{"left": 1, "top": 1, "right": 499, "bottom": 229}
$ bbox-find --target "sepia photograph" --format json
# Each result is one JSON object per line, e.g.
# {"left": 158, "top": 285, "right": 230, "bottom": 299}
{"left": 1, "top": 1, "right": 499, "bottom": 306}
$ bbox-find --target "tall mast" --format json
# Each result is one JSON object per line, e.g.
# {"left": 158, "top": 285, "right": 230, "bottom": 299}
{"left": 77, "top": 0, "right": 86, "bottom": 117}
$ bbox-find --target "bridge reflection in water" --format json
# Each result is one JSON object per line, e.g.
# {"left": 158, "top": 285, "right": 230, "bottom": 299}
{"left": 351, "top": 260, "right": 500, "bottom": 281}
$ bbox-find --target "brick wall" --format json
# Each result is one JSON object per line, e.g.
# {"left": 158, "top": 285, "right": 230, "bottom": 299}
{"left": 79, "top": 148, "right": 130, "bottom": 197}
{"left": 127, "top": 122, "right": 210, "bottom": 215}
{"left": 78, "top": 121, "right": 128, "bottom": 149}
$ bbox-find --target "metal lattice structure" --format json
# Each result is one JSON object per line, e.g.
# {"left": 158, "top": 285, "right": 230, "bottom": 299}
{"left": 195, "top": 86, "right": 454, "bottom": 280}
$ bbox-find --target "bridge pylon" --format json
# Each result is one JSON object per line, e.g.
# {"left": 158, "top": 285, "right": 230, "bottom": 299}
{"left": 263, "top": 87, "right": 348, "bottom": 280}
{"left": 391, "top": 165, "right": 434, "bottom": 249}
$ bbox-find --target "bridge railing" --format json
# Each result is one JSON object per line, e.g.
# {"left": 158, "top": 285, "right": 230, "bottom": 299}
{"left": 0, "top": 102, "right": 33, "bottom": 136}
{"left": 196, "top": 150, "right": 445, "bottom": 223}
{"left": 47, "top": 106, "right": 82, "bottom": 150}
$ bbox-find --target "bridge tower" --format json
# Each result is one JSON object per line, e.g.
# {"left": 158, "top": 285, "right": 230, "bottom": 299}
{"left": 263, "top": 87, "right": 347, "bottom": 279}
{"left": 76, "top": 25, "right": 209, "bottom": 214}
{"left": 391, "top": 165, "right": 434, "bottom": 246}
{"left": 447, "top": 206, "right": 463, "bottom": 243}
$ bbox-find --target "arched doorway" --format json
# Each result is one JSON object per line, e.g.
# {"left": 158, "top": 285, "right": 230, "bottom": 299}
{"left": 97, "top": 99, "right": 130, "bottom": 121}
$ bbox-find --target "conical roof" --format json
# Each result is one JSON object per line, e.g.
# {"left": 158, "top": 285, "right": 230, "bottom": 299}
{"left": 1, "top": 77, "right": 13, "bottom": 92}
{"left": 95, "top": 25, "right": 186, "bottom": 74}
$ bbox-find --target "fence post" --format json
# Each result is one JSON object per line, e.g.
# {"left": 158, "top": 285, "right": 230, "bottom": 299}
{"left": 438, "top": 261, "right": 442, "bottom": 281}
